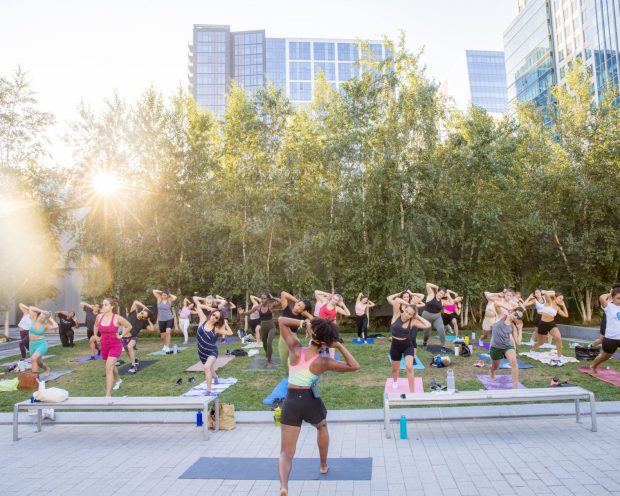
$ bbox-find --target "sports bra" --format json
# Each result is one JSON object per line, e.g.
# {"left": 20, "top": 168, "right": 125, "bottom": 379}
{"left": 541, "top": 305, "right": 558, "bottom": 317}
{"left": 425, "top": 297, "right": 443, "bottom": 313}
{"left": 355, "top": 303, "right": 366, "bottom": 316}
{"left": 97, "top": 314, "right": 120, "bottom": 337}
{"left": 443, "top": 304, "right": 457, "bottom": 313}
{"left": 319, "top": 304, "right": 337, "bottom": 322}
{"left": 390, "top": 317, "right": 413, "bottom": 339}
{"left": 259, "top": 305, "right": 273, "bottom": 321}
{"left": 29, "top": 324, "right": 46, "bottom": 337}
{"left": 288, "top": 348, "right": 320, "bottom": 387}
{"left": 534, "top": 299, "right": 545, "bottom": 313}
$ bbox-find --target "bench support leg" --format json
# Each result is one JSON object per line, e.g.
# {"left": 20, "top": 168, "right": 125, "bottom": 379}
{"left": 589, "top": 393, "right": 597, "bottom": 432}
{"left": 575, "top": 398, "right": 581, "bottom": 423}
{"left": 215, "top": 397, "right": 220, "bottom": 432}
{"left": 202, "top": 404, "right": 209, "bottom": 441}
{"left": 384, "top": 395, "right": 391, "bottom": 439}
{"left": 37, "top": 409, "right": 42, "bottom": 433}
{"left": 13, "top": 405, "right": 19, "bottom": 442}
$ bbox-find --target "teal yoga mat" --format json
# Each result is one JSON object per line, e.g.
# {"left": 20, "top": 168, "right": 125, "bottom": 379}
{"left": 477, "top": 353, "right": 534, "bottom": 369}
{"left": 386, "top": 353, "right": 425, "bottom": 370}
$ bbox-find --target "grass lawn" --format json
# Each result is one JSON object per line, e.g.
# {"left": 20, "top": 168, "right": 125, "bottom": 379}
{"left": 0, "top": 328, "right": 619, "bottom": 413}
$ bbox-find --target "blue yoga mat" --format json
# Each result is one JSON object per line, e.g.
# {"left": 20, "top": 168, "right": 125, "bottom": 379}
{"left": 386, "top": 354, "right": 425, "bottom": 370}
{"left": 263, "top": 378, "right": 288, "bottom": 405}
{"left": 180, "top": 457, "right": 372, "bottom": 480}
{"left": 477, "top": 353, "right": 534, "bottom": 369}
{"left": 435, "top": 335, "right": 457, "bottom": 342}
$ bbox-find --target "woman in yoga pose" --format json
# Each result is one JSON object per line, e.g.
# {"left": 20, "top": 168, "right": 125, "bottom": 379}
{"left": 278, "top": 316, "right": 360, "bottom": 496}
{"left": 421, "top": 283, "right": 452, "bottom": 349}
{"left": 153, "top": 289, "right": 177, "bottom": 353}
{"left": 442, "top": 290, "right": 462, "bottom": 336}
{"left": 27, "top": 307, "right": 58, "bottom": 376}
{"left": 178, "top": 298, "right": 197, "bottom": 345}
{"left": 17, "top": 303, "right": 33, "bottom": 359}
{"left": 56, "top": 310, "right": 78, "bottom": 347}
{"left": 523, "top": 289, "right": 552, "bottom": 346}
{"left": 80, "top": 301, "right": 101, "bottom": 359}
{"left": 315, "top": 291, "right": 350, "bottom": 357}
{"left": 387, "top": 290, "right": 425, "bottom": 343}
{"left": 590, "top": 286, "right": 620, "bottom": 374}
{"left": 530, "top": 290, "right": 567, "bottom": 358}
{"left": 480, "top": 290, "right": 499, "bottom": 345}
{"left": 124, "top": 300, "right": 153, "bottom": 374}
{"left": 354, "top": 293, "right": 376, "bottom": 342}
{"left": 387, "top": 296, "right": 430, "bottom": 392}
{"left": 278, "top": 291, "right": 313, "bottom": 371}
{"left": 93, "top": 298, "right": 133, "bottom": 397}
{"left": 488, "top": 304, "right": 524, "bottom": 389}
{"left": 241, "top": 293, "right": 281, "bottom": 368}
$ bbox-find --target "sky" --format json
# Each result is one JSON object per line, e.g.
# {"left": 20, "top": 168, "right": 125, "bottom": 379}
{"left": 1, "top": 0, "right": 517, "bottom": 165}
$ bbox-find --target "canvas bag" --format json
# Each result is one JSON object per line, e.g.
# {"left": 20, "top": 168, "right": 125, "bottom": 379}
{"left": 18, "top": 372, "right": 39, "bottom": 391}
{"left": 210, "top": 403, "right": 236, "bottom": 430}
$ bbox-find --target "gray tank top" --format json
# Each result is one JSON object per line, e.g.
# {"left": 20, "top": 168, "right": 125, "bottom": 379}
{"left": 157, "top": 301, "right": 173, "bottom": 321}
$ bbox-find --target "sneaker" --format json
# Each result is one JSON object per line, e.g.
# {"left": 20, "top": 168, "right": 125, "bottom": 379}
{"left": 135, "top": 358, "right": 140, "bottom": 366}
{"left": 189, "top": 376, "right": 196, "bottom": 384}
{"left": 213, "top": 377, "right": 219, "bottom": 385}
{"left": 478, "top": 340, "right": 483, "bottom": 347}
{"left": 127, "top": 366, "right": 137, "bottom": 374}
{"left": 112, "top": 379, "right": 122, "bottom": 390}
{"left": 176, "top": 378, "right": 183, "bottom": 386}
{"left": 162, "top": 346, "right": 167, "bottom": 352}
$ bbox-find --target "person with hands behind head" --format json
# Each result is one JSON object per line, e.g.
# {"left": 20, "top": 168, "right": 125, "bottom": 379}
{"left": 80, "top": 301, "right": 101, "bottom": 359}
{"left": 590, "top": 286, "right": 620, "bottom": 374}
{"left": 124, "top": 300, "right": 153, "bottom": 374}
{"left": 488, "top": 303, "right": 524, "bottom": 389}
{"left": 56, "top": 310, "right": 78, "bottom": 347}
{"left": 278, "top": 291, "right": 313, "bottom": 371}
{"left": 278, "top": 316, "right": 360, "bottom": 496}
{"left": 26, "top": 307, "right": 58, "bottom": 376}
{"left": 530, "top": 290, "right": 568, "bottom": 358}
{"left": 355, "top": 293, "right": 376, "bottom": 342}
{"left": 178, "top": 298, "right": 197, "bottom": 345}
{"left": 240, "top": 292, "right": 281, "bottom": 368}
{"left": 153, "top": 288, "right": 177, "bottom": 353}
{"left": 315, "top": 290, "right": 350, "bottom": 358}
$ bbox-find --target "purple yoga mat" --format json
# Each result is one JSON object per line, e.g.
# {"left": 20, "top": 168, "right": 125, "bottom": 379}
{"left": 71, "top": 354, "right": 101, "bottom": 363}
{"left": 477, "top": 374, "right": 526, "bottom": 390}
{"left": 217, "top": 337, "right": 237, "bottom": 344}
{"left": 474, "top": 342, "right": 491, "bottom": 351}
{"left": 578, "top": 366, "right": 620, "bottom": 386}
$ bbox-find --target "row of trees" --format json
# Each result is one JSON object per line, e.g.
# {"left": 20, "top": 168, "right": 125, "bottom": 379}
{"left": 1, "top": 38, "right": 618, "bottom": 324}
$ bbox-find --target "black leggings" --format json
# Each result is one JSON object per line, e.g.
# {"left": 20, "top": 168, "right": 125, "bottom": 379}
{"left": 19, "top": 329, "right": 29, "bottom": 359}
{"left": 355, "top": 315, "right": 368, "bottom": 340}
{"left": 59, "top": 327, "right": 74, "bottom": 347}
{"left": 260, "top": 319, "right": 276, "bottom": 363}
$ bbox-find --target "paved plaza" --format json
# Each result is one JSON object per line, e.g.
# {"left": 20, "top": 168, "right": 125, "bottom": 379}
{"left": 1, "top": 413, "right": 619, "bottom": 495}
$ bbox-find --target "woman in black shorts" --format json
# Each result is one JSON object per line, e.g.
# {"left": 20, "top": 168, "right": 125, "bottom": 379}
{"left": 388, "top": 300, "right": 430, "bottom": 393}
{"left": 530, "top": 291, "right": 568, "bottom": 358}
{"left": 278, "top": 316, "right": 360, "bottom": 496}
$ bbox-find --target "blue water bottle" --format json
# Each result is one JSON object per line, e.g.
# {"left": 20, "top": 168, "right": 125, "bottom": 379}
{"left": 399, "top": 415, "right": 407, "bottom": 439}
{"left": 196, "top": 410, "right": 203, "bottom": 427}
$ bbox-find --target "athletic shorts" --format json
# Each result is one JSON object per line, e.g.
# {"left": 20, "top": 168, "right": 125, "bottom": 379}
{"left": 442, "top": 312, "right": 458, "bottom": 326}
{"left": 158, "top": 319, "right": 174, "bottom": 333}
{"left": 28, "top": 338, "right": 48, "bottom": 357}
{"left": 490, "top": 345, "right": 514, "bottom": 361}
{"left": 534, "top": 315, "right": 542, "bottom": 328}
{"left": 389, "top": 337, "right": 415, "bottom": 361}
{"left": 537, "top": 320, "right": 556, "bottom": 335}
{"left": 281, "top": 388, "right": 327, "bottom": 427}
{"left": 249, "top": 318, "right": 260, "bottom": 331}
{"left": 602, "top": 337, "right": 620, "bottom": 355}
{"left": 121, "top": 336, "right": 138, "bottom": 351}
{"left": 600, "top": 313, "right": 607, "bottom": 336}
{"left": 482, "top": 316, "right": 495, "bottom": 332}
{"left": 101, "top": 337, "right": 122, "bottom": 360}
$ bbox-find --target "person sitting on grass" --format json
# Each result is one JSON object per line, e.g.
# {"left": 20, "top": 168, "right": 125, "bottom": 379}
{"left": 590, "top": 286, "right": 620, "bottom": 374}
{"left": 193, "top": 297, "right": 233, "bottom": 395}
{"left": 489, "top": 304, "right": 524, "bottom": 389}
{"left": 278, "top": 316, "right": 360, "bottom": 496}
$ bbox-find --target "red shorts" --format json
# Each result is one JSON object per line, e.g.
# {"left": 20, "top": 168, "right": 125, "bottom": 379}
{"left": 101, "top": 337, "right": 122, "bottom": 360}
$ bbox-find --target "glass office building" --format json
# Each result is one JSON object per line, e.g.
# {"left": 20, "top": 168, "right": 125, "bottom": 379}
{"left": 551, "top": 0, "right": 620, "bottom": 103}
{"left": 465, "top": 50, "right": 509, "bottom": 113}
{"left": 189, "top": 25, "right": 385, "bottom": 115}
{"left": 503, "top": 0, "right": 556, "bottom": 108}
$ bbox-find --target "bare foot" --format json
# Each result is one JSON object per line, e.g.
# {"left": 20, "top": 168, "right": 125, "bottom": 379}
{"left": 279, "top": 488, "right": 288, "bottom": 496}
{"left": 266, "top": 362, "right": 273, "bottom": 369}
{"left": 489, "top": 369, "right": 496, "bottom": 380}
{"left": 320, "top": 464, "right": 329, "bottom": 474}
{"left": 590, "top": 366, "right": 598, "bottom": 375}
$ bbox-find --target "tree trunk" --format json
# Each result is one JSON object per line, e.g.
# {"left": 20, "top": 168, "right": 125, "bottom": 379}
{"left": 4, "top": 310, "right": 9, "bottom": 339}
{"left": 585, "top": 287, "right": 593, "bottom": 322}
{"left": 266, "top": 226, "right": 274, "bottom": 287}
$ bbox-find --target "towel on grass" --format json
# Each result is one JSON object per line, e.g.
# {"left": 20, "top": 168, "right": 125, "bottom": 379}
{"left": 519, "top": 351, "right": 578, "bottom": 366}
{"left": 182, "top": 377, "right": 237, "bottom": 397}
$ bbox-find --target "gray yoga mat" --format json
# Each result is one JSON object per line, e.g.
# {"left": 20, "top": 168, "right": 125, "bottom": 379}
{"left": 40, "top": 369, "right": 73, "bottom": 382}
{"left": 148, "top": 347, "right": 188, "bottom": 356}
{"left": 117, "top": 360, "right": 158, "bottom": 376}
{"left": 179, "top": 457, "right": 372, "bottom": 480}
{"left": 425, "top": 344, "right": 453, "bottom": 355}
{"left": 244, "top": 355, "right": 280, "bottom": 371}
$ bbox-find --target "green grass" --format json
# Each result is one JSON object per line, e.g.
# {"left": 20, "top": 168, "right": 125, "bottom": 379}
{"left": 0, "top": 329, "right": 619, "bottom": 412}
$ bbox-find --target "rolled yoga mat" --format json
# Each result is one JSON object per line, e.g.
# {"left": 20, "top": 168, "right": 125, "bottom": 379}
{"left": 263, "top": 377, "right": 288, "bottom": 405}
{"left": 384, "top": 377, "right": 424, "bottom": 394}
{"left": 477, "top": 374, "right": 526, "bottom": 390}
{"left": 578, "top": 366, "right": 620, "bottom": 386}
{"left": 179, "top": 456, "right": 372, "bottom": 481}
{"left": 386, "top": 354, "right": 425, "bottom": 370}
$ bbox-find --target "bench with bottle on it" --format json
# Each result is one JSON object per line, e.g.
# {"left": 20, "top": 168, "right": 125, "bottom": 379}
{"left": 383, "top": 386, "right": 597, "bottom": 438}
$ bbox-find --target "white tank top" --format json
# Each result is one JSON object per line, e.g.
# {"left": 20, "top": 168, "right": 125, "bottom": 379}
{"left": 18, "top": 314, "right": 32, "bottom": 330}
{"left": 534, "top": 299, "right": 545, "bottom": 313}
{"left": 604, "top": 303, "right": 620, "bottom": 340}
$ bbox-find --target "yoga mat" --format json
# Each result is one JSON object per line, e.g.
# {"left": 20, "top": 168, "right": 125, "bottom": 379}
{"left": 386, "top": 354, "right": 425, "bottom": 370}
{"left": 181, "top": 377, "right": 237, "bottom": 397}
{"left": 177, "top": 338, "right": 197, "bottom": 345}
{"left": 148, "top": 347, "right": 188, "bottom": 356}
{"left": 117, "top": 360, "right": 158, "bottom": 376}
{"left": 519, "top": 351, "right": 578, "bottom": 366}
{"left": 425, "top": 344, "right": 453, "bottom": 354}
{"left": 3, "top": 355, "right": 56, "bottom": 369}
{"left": 477, "top": 375, "right": 526, "bottom": 390}
{"left": 477, "top": 353, "right": 533, "bottom": 369}
{"left": 435, "top": 335, "right": 457, "bottom": 342}
{"left": 474, "top": 342, "right": 491, "bottom": 351}
{"left": 319, "top": 351, "right": 342, "bottom": 361}
{"left": 352, "top": 338, "right": 374, "bottom": 344}
{"left": 578, "top": 366, "right": 620, "bottom": 387}
{"left": 217, "top": 337, "right": 237, "bottom": 344}
{"left": 40, "top": 369, "right": 73, "bottom": 382}
{"left": 263, "top": 377, "right": 288, "bottom": 405}
{"left": 245, "top": 356, "right": 280, "bottom": 371}
{"left": 185, "top": 355, "right": 235, "bottom": 373}
{"left": 179, "top": 457, "right": 372, "bottom": 481}
{"left": 242, "top": 342, "right": 262, "bottom": 349}
{"left": 71, "top": 354, "right": 101, "bottom": 363}
{"left": 384, "top": 377, "right": 424, "bottom": 394}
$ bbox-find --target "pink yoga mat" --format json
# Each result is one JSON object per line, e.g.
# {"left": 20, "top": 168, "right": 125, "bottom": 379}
{"left": 578, "top": 366, "right": 620, "bottom": 386}
{"left": 384, "top": 377, "right": 424, "bottom": 394}
{"left": 477, "top": 374, "right": 525, "bottom": 390}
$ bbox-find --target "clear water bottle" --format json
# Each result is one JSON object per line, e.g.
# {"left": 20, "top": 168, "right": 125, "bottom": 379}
{"left": 446, "top": 368, "right": 455, "bottom": 393}
{"left": 173, "top": 344, "right": 178, "bottom": 355}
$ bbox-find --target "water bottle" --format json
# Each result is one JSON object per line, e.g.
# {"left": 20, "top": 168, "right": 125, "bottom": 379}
{"left": 471, "top": 331, "right": 476, "bottom": 341}
{"left": 447, "top": 369, "right": 455, "bottom": 393}
{"left": 274, "top": 406, "right": 281, "bottom": 426}
{"left": 18, "top": 360, "right": 26, "bottom": 372}
{"left": 38, "top": 380, "right": 46, "bottom": 391}
{"left": 173, "top": 344, "right": 178, "bottom": 355}
{"left": 196, "top": 410, "right": 203, "bottom": 427}
{"left": 454, "top": 345, "right": 460, "bottom": 356}
{"left": 464, "top": 336, "right": 470, "bottom": 346}
{"left": 399, "top": 415, "right": 407, "bottom": 439}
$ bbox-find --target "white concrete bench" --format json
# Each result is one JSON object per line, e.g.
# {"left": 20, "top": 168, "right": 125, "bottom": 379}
{"left": 13, "top": 396, "right": 219, "bottom": 441}
{"left": 383, "top": 387, "right": 597, "bottom": 438}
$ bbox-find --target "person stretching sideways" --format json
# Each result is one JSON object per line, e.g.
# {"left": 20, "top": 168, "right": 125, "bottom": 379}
{"left": 278, "top": 316, "right": 360, "bottom": 496}
{"left": 489, "top": 305, "right": 524, "bottom": 389}
{"left": 590, "top": 286, "right": 620, "bottom": 374}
